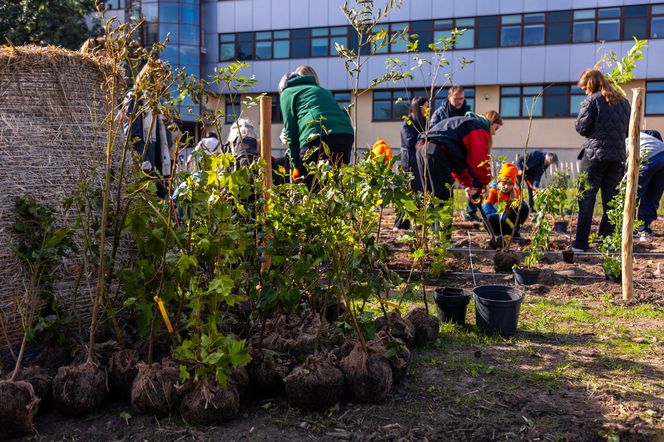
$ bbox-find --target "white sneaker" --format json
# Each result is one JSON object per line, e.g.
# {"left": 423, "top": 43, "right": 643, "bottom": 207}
{"left": 570, "top": 246, "right": 586, "bottom": 253}
{"left": 636, "top": 231, "right": 652, "bottom": 242}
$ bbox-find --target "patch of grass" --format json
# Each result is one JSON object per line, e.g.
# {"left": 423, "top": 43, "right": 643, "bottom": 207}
{"left": 604, "top": 303, "right": 664, "bottom": 320}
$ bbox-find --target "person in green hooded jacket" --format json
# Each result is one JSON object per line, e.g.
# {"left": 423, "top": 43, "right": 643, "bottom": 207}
{"left": 278, "top": 65, "right": 354, "bottom": 184}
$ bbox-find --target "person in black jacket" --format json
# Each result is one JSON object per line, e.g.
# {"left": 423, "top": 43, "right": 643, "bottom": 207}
{"left": 395, "top": 96, "right": 429, "bottom": 229}
{"left": 516, "top": 150, "right": 558, "bottom": 209}
{"left": 429, "top": 85, "right": 471, "bottom": 128}
{"left": 417, "top": 110, "right": 503, "bottom": 202}
{"left": 571, "top": 69, "right": 630, "bottom": 252}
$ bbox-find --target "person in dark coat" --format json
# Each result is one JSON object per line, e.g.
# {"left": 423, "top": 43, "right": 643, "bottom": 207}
{"left": 395, "top": 96, "right": 429, "bottom": 229}
{"left": 429, "top": 85, "right": 471, "bottom": 128}
{"left": 571, "top": 69, "right": 630, "bottom": 252}
{"left": 123, "top": 63, "right": 175, "bottom": 199}
{"left": 516, "top": 150, "right": 559, "bottom": 209}
{"left": 416, "top": 110, "right": 503, "bottom": 203}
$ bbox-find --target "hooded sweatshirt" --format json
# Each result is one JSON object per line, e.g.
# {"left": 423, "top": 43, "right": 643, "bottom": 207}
{"left": 279, "top": 75, "right": 354, "bottom": 168}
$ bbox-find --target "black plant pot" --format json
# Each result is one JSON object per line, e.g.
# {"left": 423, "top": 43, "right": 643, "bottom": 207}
{"left": 472, "top": 285, "right": 524, "bottom": 337}
{"left": 553, "top": 221, "right": 569, "bottom": 233}
{"left": 562, "top": 249, "right": 574, "bottom": 264}
{"left": 513, "top": 267, "right": 540, "bottom": 285}
{"left": 433, "top": 287, "right": 471, "bottom": 325}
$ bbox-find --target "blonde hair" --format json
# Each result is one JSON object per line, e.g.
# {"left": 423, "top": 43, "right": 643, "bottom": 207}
{"left": 483, "top": 110, "right": 503, "bottom": 126}
{"left": 295, "top": 65, "right": 320, "bottom": 85}
{"left": 577, "top": 68, "right": 626, "bottom": 106}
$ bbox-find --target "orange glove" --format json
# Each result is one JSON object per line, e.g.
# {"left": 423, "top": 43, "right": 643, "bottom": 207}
{"left": 291, "top": 167, "right": 301, "bottom": 182}
{"left": 371, "top": 139, "right": 393, "bottom": 163}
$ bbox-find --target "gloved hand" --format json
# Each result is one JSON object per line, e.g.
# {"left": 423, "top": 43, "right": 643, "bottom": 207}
{"left": 465, "top": 187, "right": 482, "bottom": 204}
{"left": 141, "top": 161, "right": 153, "bottom": 173}
{"left": 279, "top": 128, "right": 289, "bottom": 145}
{"left": 291, "top": 167, "right": 301, "bottom": 182}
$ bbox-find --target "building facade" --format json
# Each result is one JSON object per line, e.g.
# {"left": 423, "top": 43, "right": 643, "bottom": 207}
{"left": 107, "top": 0, "right": 664, "bottom": 162}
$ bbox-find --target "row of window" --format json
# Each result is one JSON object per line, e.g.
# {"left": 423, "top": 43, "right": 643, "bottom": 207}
{"left": 220, "top": 81, "right": 664, "bottom": 125}
{"left": 219, "top": 4, "right": 663, "bottom": 61}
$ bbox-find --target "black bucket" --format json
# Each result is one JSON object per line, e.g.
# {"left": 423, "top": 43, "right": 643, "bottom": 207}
{"left": 472, "top": 285, "right": 524, "bottom": 337}
{"left": 553, "top": 221, "right": 568, "bottom": 233}
{"left": 605, "top": 272, "right": 622, "bottom": 283}
{"left": 433, "top": 287, "right": 471, "bottom": 325}
{"left": 562, "top": 249, "right": 574, "bottom": 264}
{"left": 513, "top": 267, "right": 540, "bottom": 285}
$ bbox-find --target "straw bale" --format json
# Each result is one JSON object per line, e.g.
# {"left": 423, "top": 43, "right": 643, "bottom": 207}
{"left": 0, "top": 45, "right": 132, "bottom": 348}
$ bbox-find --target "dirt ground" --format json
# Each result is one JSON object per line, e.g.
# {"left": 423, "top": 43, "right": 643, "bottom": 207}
{"left": 11, "top": 211, "right": 664, "bottom": 441}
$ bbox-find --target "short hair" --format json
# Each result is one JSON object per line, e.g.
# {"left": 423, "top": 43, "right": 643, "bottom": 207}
{"left": 545, "top": 152, "right": 559, "bottom": 165}
{"left": 483, "top": 110, "right": 503, "bottom": 126}
{"left": 295, "top": 65, "right": 320, "bottom": 85}
{"left": 643, "top": 129, "right": 663, "bottom": 142}
{"left": 448, "top": 85, "right": 465, "bottom": 96}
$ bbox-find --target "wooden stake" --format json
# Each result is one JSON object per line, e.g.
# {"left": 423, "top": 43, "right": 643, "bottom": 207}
{"left": 260, "top": 95, "right": 272, "bottom": 269}
{"left": 622, "top": 88, "right": 645, "bottom": 301}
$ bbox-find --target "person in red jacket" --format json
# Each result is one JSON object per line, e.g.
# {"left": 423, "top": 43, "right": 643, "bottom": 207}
{"left": 416, "top": 110, "right": 502, "bottom": 202}
{"left": 483, "top": 162, "right": 529, "bottom": 237}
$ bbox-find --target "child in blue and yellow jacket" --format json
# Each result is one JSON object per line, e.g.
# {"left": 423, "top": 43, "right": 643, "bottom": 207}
{"left": 483, "top": 162, "right": 529, "bottom": 237}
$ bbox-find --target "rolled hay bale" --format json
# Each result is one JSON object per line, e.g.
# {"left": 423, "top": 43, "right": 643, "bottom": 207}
{"left": 0, "top": 45, "right": 131, "bottom": 348}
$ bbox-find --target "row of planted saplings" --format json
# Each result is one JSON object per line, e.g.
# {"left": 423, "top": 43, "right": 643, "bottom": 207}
{"left": 0, "top": 305, "right": 441, "bottom": 439}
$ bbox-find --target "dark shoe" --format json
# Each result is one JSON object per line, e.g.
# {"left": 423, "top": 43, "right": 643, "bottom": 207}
{"left": 464, "top": 213, "right": 479, "bottom": 222}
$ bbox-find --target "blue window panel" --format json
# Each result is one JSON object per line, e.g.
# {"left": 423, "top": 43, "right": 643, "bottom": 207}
{"left": 273, "top": 40, "right": 289, "bottom": 58}
{"left": 331, "top": 36, "right": 347, "bottom": 55}
{"left": 373, "top": 101, "right": 392, "bottom": 121}
{"left": 161, "top": 45, "right": 179, "bottom": 65}
{"left": 179, "top": 45, "right": 198, "bottom": 66}
{"left": 500, "top": 96, "right": 520, "bottom": 117}
{"left": 597, "top": 19, "right": 619, "bottom": 41}
{"left": 312, "top": 38, "right": 329, "bottom": 57}
{"left": 573, "top": 21, "right": 594, "bottom": 43}
{"left": 522, "top": 97, "right": 542, "bottom": 117}
{"left": 179, "top": 4, "right": 199, "bottom": 24}
{"left": 523, "top": 24, "right": 544, "bottom": 45}
{"left": 648, "top": 82, "right": 664, "bottom": 92}
{"left": 598, "top": 8, "right": 620, "bottom": 19}
{"left": 219, "top": 43, "right": 235, "bottom": 61}
{"left": 393, "top": 100, "right": 410, "bottom": 120}
{"left": 179, "top": 24, "right": 198, "bottom": 45}
{"left": 501, "top": 26, "right": 521, "bottom": 46}
{"left": 159, "top": 2, "right": 179, "bottom": 23}
{"left": 646, "top": 93, "right": 664, "bottom": 115}
{"left": 160, "top": 23, "right": 179, "bottom": 44}
{"left": 456, "top": 29, "right": 474, "bottom": 49}
{"left": 255, "top": 41, "right": 272, "bottom": 59}
{"left": 142, "top": 3, "right": 158, "bottom": 21}
{"left": 652, "top": 17, "right": 664, "bottom": 39}
{"left": 570, "top": 95, "right": 585, "bottom": 116}
{"left": 502, "top": 14, "right": 521, "bottom": 25}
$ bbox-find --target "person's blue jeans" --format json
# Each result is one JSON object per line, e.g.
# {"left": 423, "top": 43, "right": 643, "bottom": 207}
{"left": 637, "top": 150, "right": 664, "bottom": 231}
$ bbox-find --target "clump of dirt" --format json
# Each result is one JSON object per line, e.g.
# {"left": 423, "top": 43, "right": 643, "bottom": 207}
{"left": 404, "top": 307, "right": 440, "bottom": 346}
{"left": 494, "top": 250, "right": 520, "bottom": 272}
{"left": 284, "top": 354, "right": 345, "bottom": 410}
{"left": 258, "top": 309, "right": 325, "bottom": 356}
{"left": 13, "top": 366, "right": 53, "bottom": 408}
{"left": 131, "top": 361, "right": 180, "bottom": 417}
{"left": 0, "top": 380, "right": 39, "bottom": 438}
{"left": 31, "top": 345, "right": 72, "bottom": 371}
{"left": 52, "top": 363, "right": 107, "bottom": 416}
{"left": 374, "top": 310, "right": 415, "bottom": 347}
{"left": 178, "top": 376, "right": 240, "bottom": 425}
{"left": 229, "top": 366, "right": 250, "bottom": 396}
{"left": 108, "top": 349, "right": 138, "bottom": 401}
{"left": 372, "top": 332, "right": 411, "bottom": 384}
{"left": 246, "top": 349, "right": 296, "bottom": 393}
{"left": 340, "top": 342, "right": 393, "bottom": 403}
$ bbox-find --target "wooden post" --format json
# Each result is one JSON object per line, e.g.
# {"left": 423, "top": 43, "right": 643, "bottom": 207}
{"left": 622, "top": 88, "right": 645, "bottom": 301}
{"left": 260, "top": 96, "right": 272, "bottom": 269}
